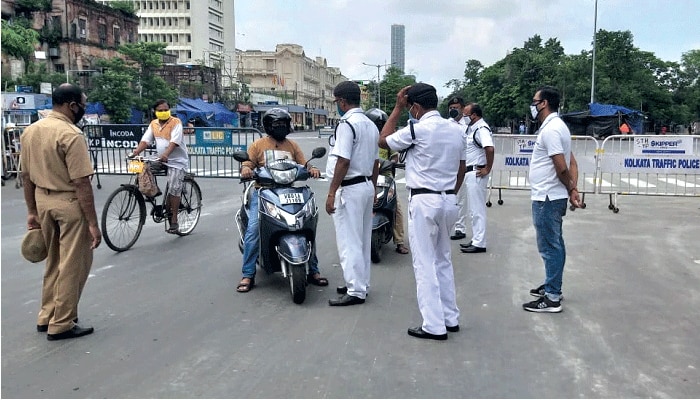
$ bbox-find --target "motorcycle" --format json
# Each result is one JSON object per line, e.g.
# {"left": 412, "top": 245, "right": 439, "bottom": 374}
{"left": 233, "top": 147, "right": 326, "bottom": 304}
{"left": 370, "top": 159, "right": 401, "bottom": 263}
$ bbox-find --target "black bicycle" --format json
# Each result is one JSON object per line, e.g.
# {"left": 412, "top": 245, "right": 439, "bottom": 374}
{"left": 101, "top": 155, "right": 202, "bottom": 252}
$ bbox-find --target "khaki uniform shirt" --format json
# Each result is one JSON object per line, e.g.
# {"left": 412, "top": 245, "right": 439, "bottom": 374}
{"left": 20, "top": 111, "right": 94, "bottom": 192}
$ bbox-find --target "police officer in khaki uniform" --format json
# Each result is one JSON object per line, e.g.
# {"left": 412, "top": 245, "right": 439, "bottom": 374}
{"left": 20, "top": 83, "right": 101, "bottom": 341}
{"left": 379, "top": 83, "right": 466, "bottom": 340}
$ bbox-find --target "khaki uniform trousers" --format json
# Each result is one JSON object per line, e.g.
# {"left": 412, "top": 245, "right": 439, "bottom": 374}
{"left": 36, "top": 189, "right": 93, "bottom": 334}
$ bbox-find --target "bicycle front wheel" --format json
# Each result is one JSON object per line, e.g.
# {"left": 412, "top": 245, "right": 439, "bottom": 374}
{"left": 101, "top": 186, "right": 146, "bottom": 252}
{"left": 175, "top": 178, "right": 202, "bottom": 236}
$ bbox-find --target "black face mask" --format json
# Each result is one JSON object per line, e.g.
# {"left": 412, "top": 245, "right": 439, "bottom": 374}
{"left": 72, "top": 103, "right": 85, "bottom": 124}
{"left": 449, "top": 108, "right": 460, "bottom": 119}
{"left": 270, "top": 126, "right": 288, "bottom": 141}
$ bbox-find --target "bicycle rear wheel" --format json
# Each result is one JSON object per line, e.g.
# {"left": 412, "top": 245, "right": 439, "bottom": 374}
{"left": 174, "top": 178, "right": 202, "bottom": 236}
{"left": 101, "top": 186, "right": 146, "bottom": 252}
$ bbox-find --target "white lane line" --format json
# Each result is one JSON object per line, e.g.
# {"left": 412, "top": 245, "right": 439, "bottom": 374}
{"left": 621, "top": 178, "right": 656, "bottom": 188}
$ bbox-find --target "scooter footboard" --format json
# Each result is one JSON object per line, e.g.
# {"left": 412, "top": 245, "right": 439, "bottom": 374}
{"left": 276, "top": 234, "right": 312, "bottom": 265}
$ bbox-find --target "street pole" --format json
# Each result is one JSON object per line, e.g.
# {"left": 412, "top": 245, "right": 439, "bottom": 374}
{"left": 362, "top": 62, "right": 393, "bottom": 108}
{"left": 590, "top": 0, "right": 598, "bottom": 104}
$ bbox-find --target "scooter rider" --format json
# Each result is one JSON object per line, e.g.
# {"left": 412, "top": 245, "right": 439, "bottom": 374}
{"left": 236, "top": 108, "right": 328, "bottom": 293}
{"left": 365, "top": 108, "right": 409, "bottom": 255}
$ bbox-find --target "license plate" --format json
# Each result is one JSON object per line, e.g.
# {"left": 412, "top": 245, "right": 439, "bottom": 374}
{"left": 127, "top": 160, "right": 145, "bottom": 174}
{"left": 280, "top": 193, "right": 303, "bottom": 204}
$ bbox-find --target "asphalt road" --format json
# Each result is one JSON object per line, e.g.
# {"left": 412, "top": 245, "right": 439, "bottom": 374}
{"left": 2, "top": 133, "right": 699, "bottom": 398}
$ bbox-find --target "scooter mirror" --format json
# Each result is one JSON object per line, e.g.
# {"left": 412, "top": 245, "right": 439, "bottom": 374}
{"left": 233, "top": 151, "right": 250, "bottom": 163}
{"left": 310, "top": 147, "right": 327, "bottom": 160}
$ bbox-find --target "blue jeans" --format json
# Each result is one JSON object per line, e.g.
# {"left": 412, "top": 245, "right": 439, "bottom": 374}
{"left": 241, "top": 190, "right": 320, "bottom": 279}
{"left": 532, "top": 197, "right": 568, "bottom": 301}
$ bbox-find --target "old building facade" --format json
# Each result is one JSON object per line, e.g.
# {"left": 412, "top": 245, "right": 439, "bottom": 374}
{"left": 237, "top": 44, "right": 348, "bottom": 129}
{"left": 1, "top": 0, "right": 139, "bottom": 83}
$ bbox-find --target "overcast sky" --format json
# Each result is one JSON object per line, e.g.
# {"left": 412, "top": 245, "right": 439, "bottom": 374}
{"left": 234, "top": 0, "right": 700, "bottom": 98}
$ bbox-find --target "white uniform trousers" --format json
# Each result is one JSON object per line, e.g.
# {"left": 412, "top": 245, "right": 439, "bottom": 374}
{"left": 408, "top": 192, "right": 460, "bottom": 334}
{"left": 453, "top": 179, "right": 468, "bottom": 234}
{"left": 466, "top": 171, "right": 489, "bottom": 248}
{"left": 331, "top": 181, "right": 374, "bottom": 299}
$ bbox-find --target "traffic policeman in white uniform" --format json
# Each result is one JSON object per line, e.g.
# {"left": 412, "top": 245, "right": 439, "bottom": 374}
{"left": 446, "top": 96, "right": 470, "bottom": 241}
{"left": 459, "top": 103, "right": 495, "bottom": 253}
{"left": 379, "top": 83, "right": 466, "bottom": 340}
{"left": 326, "top": 81, "right": 379, "bottom": 306}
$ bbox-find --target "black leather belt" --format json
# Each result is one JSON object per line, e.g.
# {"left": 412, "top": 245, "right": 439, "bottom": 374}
{"left": 341, "top": 176, "right": 371, "bottom": 187}
{"left": 410, "top": 188, "right": 456, "bottom": 195}
{"left": 466, "top": 164, "right": 486, "bottom": 172}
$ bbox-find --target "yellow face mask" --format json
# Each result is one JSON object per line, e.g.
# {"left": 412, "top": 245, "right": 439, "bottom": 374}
{"left": 155, "top": 110, "right": 171, "bottom": 121}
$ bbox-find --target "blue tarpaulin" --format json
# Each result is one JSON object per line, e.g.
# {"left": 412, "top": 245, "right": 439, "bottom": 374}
{"left": 175, "top": 98, "right": 238, "bottom": 127}
{"left": 562, "top": 103, "right": 644, "bottom": 137}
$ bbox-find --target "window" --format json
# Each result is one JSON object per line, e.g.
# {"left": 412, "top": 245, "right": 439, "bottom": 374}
{"left": 113, "top": 26, "right": 120, "bottom": 46}
{"left": 54, "top": 64, "right": 65, "bottom": 73}
{"left": 78, "top": 18, "right": 87, "bottom": 38}
{"left": 98, "top": 22, "right": 107, "bottom": 46}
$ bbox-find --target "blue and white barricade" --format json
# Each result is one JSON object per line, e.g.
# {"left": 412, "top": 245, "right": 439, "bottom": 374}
{"left": 488, "top": 134, "right": 598, "bottom": 206}
{"left": 598, "top": 135, "right": 700, "bottom": 212}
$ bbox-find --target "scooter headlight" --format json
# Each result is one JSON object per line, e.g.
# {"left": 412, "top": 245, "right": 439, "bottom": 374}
{"left": 261, "top": 198, "right": 298, "bottom": 227}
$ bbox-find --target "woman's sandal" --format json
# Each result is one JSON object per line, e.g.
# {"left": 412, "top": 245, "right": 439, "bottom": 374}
{"left": 396, "top": 244, "right": 409, "bottom": 254}
{"left": 236, "top": 278, "right": 255, "bottom": 293}
{"left": 307, "top": 273, "right": 329, "bottom": 286}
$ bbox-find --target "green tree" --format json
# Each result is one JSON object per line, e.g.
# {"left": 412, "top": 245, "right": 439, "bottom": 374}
{"left": 677, "top": 49, "right": 700, "bottom": 122}
{"left": 1, "top": 19, "right": 39, "bottom": 73}
{"left": 378, "top": 66, "right": 416, "bottom": 126}
{"left": 13, "top": 62, "right": 66, "bottom": 91}
{"left": 89, "top": 42, "right": 178, "bottom": 123}
{"left": 90, "top": 58, "right": 137, "bottom": 123}
{"left": 119, "top": 42, "right": 178, "bottom": 116}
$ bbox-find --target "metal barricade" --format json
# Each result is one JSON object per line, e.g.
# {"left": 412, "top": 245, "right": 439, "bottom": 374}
{"left": 2, "top": 126, "right": 24, "bottom": 188}
{"left": 82, "top": 125, "right": 263, "bottom": 188}
{"left": 488, "top": 134, "right": 598, "bottom": 207}
{"left": 318, "top": 126, "right": 334, "bottom": 138}
{"left": 598, "top": 135, "right": 700, "bottom": 212}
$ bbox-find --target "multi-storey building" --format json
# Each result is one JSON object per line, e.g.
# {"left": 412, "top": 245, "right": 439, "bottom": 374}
{"left": 391, "top": 24, "right": 405, "bottom": 73}
{"left": 97, "top": 0, "right": 235, "bottom": 86}
{"left": 237, "top": 44, "right": 348, "bottom": 130}
{"left": 1, "top": 0, "right": 139, "bottom": 83}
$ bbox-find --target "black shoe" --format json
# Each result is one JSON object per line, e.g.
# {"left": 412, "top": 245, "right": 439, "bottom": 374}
{"left": 459, "top": 241, "right": 473, "bottom": 248}
{"left": 328, "top": 294, "right": 365, "bottom": 306}
{"left": 407, "top": 326, "right": 447, "bottom": 341}
{"left": 47, "top": 325, "right": 94, "bottom": 341}
{"left": 450, "top": 231, "right": 466, "bottom": 240}
{"left": 446, "top": 325, "right": 460, "bottom": 333}
{"left": 529, "top": 285, "right": 564, "bottom": 301}
{"left": 37, "top": 318, "right": 78, "bottom": 332}
{"left": 522, "top": 296, "right": 562, "bottom": 313}
{"left": 336, "top": 285, "right": 348, "bottom": 294}
{"left": 460, "top": 245, "right": 486, "bottom": 253}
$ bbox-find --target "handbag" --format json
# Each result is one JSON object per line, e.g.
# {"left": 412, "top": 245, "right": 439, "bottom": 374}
{"left": 138, "top": 167, "right": 160, "bottom": 197}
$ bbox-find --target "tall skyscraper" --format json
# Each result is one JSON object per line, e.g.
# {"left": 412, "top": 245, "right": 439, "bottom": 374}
{"left": 391, "top": 24, "right": 405, "bottom": 73}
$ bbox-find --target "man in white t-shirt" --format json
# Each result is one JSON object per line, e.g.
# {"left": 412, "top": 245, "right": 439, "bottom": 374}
{"left": 523, "top": 86, "right": 581, "bottom": 313}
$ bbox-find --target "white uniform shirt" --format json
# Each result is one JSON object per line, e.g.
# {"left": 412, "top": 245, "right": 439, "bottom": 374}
{"left": 141, "top": 120, "right": 189, "bottom": 170}
{"left": 386, "top": 110, "right": 465, "bottom": 191}
{"left": 465, "top": 118, "right": 494, "bottom": 166}
{"left": 326, "top": 108, "right": 379, "bottom": 179}
{"left": 529, "top": 112, "right": 571, "bottom": 201}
